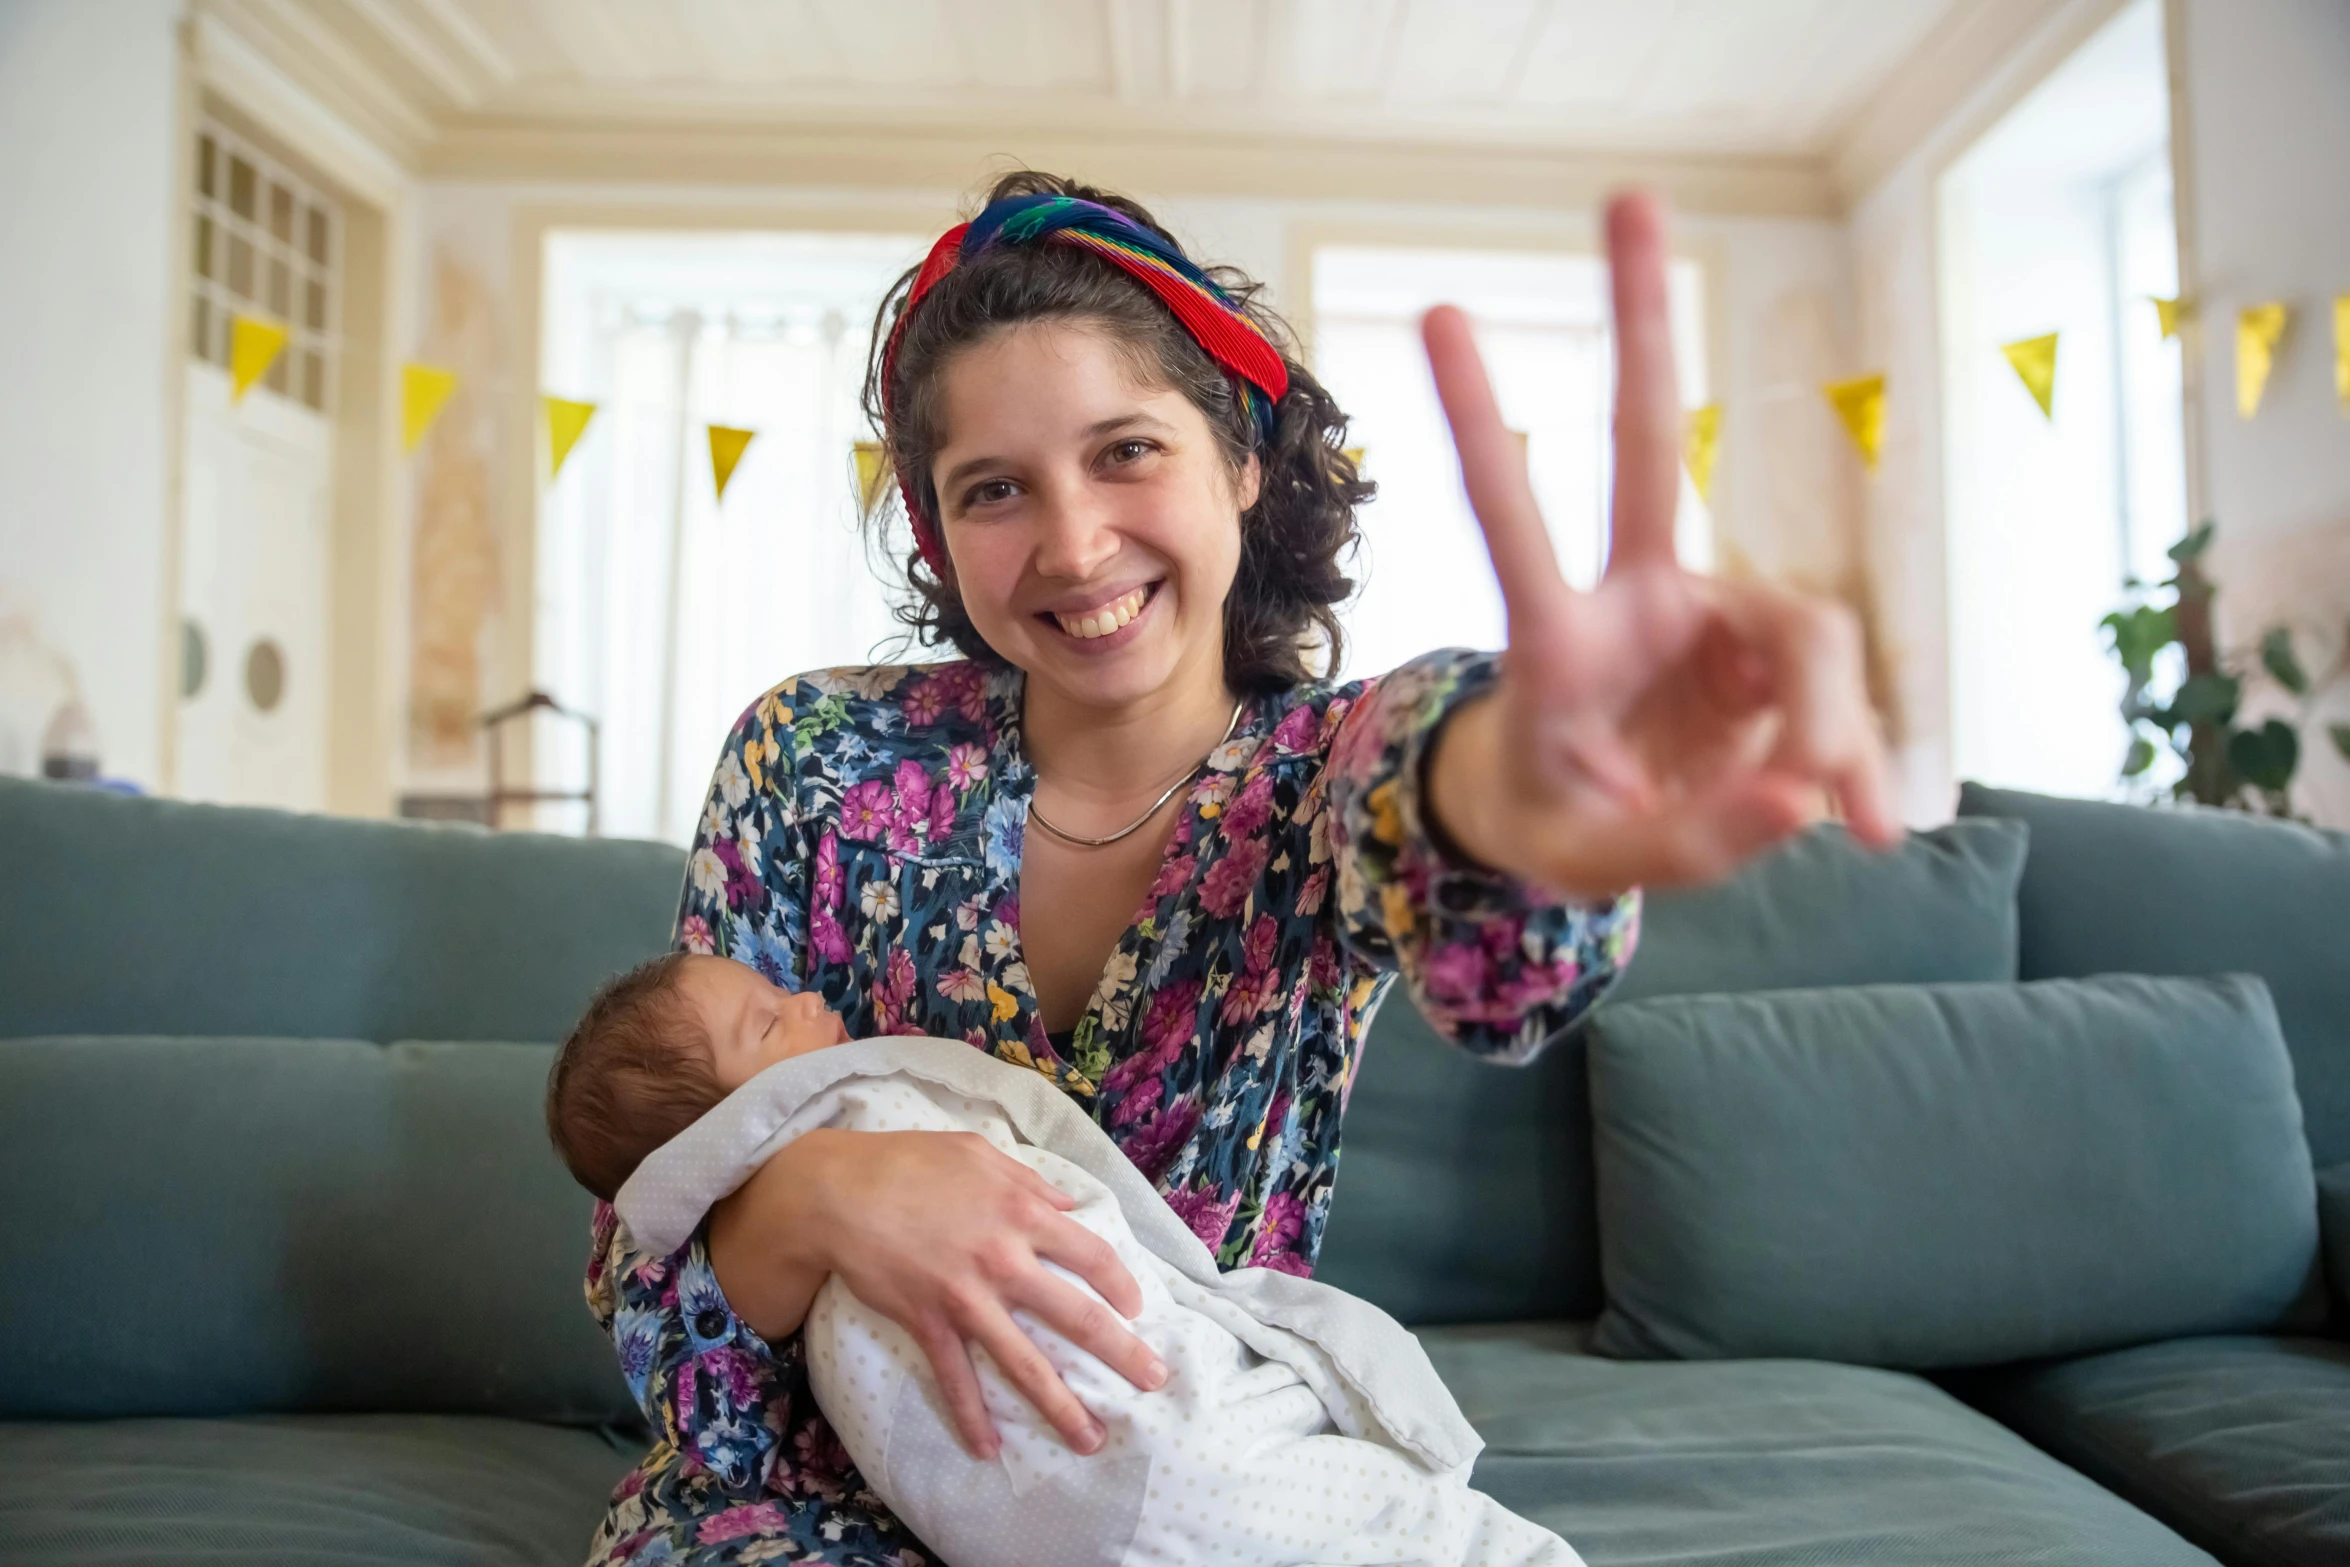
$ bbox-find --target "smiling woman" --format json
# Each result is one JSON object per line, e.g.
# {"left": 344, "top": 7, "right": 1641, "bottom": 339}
{"left": 578, "top": 169, "right": 1891, "bottom": 1567}
{"left": 863, "top": 175, "right": 1369, "bottom": 698}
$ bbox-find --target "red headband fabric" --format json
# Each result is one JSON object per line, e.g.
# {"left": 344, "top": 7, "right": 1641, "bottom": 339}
{"left": 877, "top": 206, "right": 1288, "bottom": 576}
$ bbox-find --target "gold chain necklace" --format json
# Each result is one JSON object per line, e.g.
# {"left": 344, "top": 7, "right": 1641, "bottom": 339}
{"left": 1027, "top": 699, "right": 1246, "bottom": 849}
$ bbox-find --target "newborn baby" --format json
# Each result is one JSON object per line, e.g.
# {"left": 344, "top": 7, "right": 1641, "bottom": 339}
{"left": 549, "top": 954, "right": 1582, "bottom": 1567}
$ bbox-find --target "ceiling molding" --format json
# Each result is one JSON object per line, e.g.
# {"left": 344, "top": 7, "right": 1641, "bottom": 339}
{"left": 194, "top": 0, "right": 437, "bottom": 163}
{"left": 189, "top": 7, "right": 427, "bottom": 199}
{"left": 422, "top": 119, "right": 1838, "bottom": 218}
{"left": 1827, "top": 0, "right": 2132, "bottom": 201}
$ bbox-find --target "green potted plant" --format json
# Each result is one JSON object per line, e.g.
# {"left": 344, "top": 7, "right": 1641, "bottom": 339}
{"left": 2102, "top": 522, "right": 2350, "bottom": 817}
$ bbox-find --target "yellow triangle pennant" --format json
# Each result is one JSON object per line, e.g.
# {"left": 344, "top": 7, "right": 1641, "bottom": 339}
{"left": 708, "top": 425, "right": 756, "bottom": 502}
{"left": 2237, "top": 303, "right": 2290, "bottom": 419}
{"left": 543, "top": 396, "right": 598, "bottom": 481}
{"left": 400, "top": 364, "right": 459, "bottom": 454}
{"left": 2334, "top": 293, "right": 2348, "bottom": 412}
{"left": 2000, "top": 332, "right": 2059, "bottom": 420}
{"left": 2151, "top": 296, "right": 2186, "bottom": 340}
{"left": 851, "top": 440, "right": 891, "bottom": 518}
{"left": 1682, "top": 403, "right": 1721, "bottom": 504}
{"left": 228, "top": 315, "right": 289, "bottom": 404}
{"left": 1340, "top": 445, "right": 1367, "bottom": 477}
{"left": 1823, "top": 374, "right": 1886, "bottom": 472}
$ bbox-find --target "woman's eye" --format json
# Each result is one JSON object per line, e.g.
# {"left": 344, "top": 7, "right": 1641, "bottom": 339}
{"left": 963, "top": 479, "right": 1018, "bottom": 508}
{"left": 1107, "top": 439, "right": 1152, "bottom": 465}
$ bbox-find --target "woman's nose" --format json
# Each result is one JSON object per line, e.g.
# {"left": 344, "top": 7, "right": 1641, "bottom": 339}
{"left": 1030, "top": 481, "right": 1122, "bottom": 581}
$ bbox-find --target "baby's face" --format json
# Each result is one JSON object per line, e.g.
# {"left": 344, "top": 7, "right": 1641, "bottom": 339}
{"left": 677, "top": 954, "right": 850, "bottom": 1091}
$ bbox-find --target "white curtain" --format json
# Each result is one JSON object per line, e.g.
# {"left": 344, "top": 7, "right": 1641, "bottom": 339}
{"left": 538, "top": 231, "right": 926, "bottom": 843}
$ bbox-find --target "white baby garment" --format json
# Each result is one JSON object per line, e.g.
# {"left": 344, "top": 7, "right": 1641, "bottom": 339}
{"left": 617, "top": 1036, "right": 1582, "bottom": 1567}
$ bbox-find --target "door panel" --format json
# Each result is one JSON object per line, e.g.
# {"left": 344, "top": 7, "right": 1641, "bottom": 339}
{"left": 177, "top": 363, "right": 332, "bottom": 812}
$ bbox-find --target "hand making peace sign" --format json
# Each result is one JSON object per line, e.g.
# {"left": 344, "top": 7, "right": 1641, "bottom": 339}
{"left": 1423, "top": 191, "right": 1900, "bottom": 898}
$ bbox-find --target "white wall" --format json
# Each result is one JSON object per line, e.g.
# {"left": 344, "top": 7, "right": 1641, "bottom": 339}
{"left": 2179, "top": 0, "right": 2350, "bottom": 542}
{"left": 398, "top": 174, "right": 1858, "bottom": 799}
{"left": 2175, "top": 0, "right": 2350, "bottom": 823}
{"left": 0, "top": 0, "right": 185, "bottom": 787}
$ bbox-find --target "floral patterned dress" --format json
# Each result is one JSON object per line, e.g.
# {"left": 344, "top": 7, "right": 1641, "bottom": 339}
{"left": 582, "top": 649, "right": 1639, "bottom": 1566}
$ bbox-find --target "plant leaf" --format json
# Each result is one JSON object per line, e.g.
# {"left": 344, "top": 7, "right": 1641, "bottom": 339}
{"left": 2102, "top": 604, "right": 2176, "bottom": 686}
{"left": 2260, "top": 626, "right": 2309, "bottom": 695}
{"left": 2228, "top": 719, "right": 2300, "bottom": 793}
{"left": 2332, "top": 723, "right": 2350, "bottom": 762}
{"left": 2122, "top": 736, "right": 2158, "bottom": 776}
{"left": 2172, "top": 672, "right": 2241, "bottom": 726}
{"left": 2168, "top": 521, "right": 2217, "bottom": 563}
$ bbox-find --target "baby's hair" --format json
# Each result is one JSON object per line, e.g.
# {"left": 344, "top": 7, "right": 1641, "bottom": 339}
{"left": 546, "top": 952, "right": 725, "bottom": 1202}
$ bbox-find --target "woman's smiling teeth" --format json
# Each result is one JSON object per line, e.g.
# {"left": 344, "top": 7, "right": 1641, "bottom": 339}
{"left": 1053, "top": 586, "right": 1149, "bottom": 640}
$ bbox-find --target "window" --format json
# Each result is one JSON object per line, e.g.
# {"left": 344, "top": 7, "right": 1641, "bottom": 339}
{"left": 1309, "top": 245, "right": 1709, "bottom": 683}
{"left": 1937, "top": 0, "right": 2184, "bottom": 798}
{"left": 189, "top": 119, "right": 339, "bottom": 412}
{"left": 537, "top": 230, "right": 927, "bottom": 843}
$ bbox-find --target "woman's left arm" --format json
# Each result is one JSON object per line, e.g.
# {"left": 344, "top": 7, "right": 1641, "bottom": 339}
{"left": 1323, "top": 647, "right": 1639, "bottom": 1064}
{"left": 1326, "top": 191, "right": 1898, "bottom": 1063}
{"left": 1416, "top": 192, "right": 1896, "bottom": 919}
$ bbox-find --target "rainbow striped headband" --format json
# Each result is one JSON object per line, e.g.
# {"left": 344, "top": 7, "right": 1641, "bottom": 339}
{"left": 880, "top": 193, "right": 1291, "bottom": 575}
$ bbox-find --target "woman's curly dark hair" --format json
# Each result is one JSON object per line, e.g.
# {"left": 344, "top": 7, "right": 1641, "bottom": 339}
{"left": 860, "top": 170, "right": 1371, "bottom": 691}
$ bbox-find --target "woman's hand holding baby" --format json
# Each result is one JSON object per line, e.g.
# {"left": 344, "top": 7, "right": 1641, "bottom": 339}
{"left": 708, "top": 1125, "right": 1163, "bottom": 1461}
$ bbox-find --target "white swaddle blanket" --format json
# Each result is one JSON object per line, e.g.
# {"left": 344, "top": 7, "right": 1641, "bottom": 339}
{"left": 616, "top": 1036, "right": 1581, "bottom": 1567}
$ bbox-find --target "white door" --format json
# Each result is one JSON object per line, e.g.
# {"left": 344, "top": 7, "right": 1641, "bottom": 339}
{"left": 177, "top": 361, "right": 333, "bottom": 811}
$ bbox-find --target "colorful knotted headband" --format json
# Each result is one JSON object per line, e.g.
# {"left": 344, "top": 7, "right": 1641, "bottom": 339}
{"left": 880, "top": 193, "right": 1291, "bottom": 574}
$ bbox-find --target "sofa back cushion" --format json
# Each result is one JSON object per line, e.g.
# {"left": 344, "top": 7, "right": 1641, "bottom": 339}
{"left": 1315, "top": 819, "right": 2030, "bottom": 1324}
{"left": 0, "top": 777, "right": 683, "bottom": 1044}
{"left": 1588, "top": 975, "right": 2318, "bottom": 1367}
{"left": 1959, "top": 783, "right": 2350, "bottom": 1166}
{"left": 0, "top": 1035, "right": 633, "bottom": 1426}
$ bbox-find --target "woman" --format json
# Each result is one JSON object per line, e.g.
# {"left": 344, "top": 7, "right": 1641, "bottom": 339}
{"left": 584, "top": 172, "right": 1893, "bottom": 1565}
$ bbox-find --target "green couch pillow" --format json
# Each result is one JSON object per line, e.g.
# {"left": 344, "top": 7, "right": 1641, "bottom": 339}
{"left": 1315, "top": 819, "right": 2030, "bottom": 1326}
{"left": 1601, "top": 817, "right": 2028, "bottom": 1005}
{"left": 0, "top": 1035, "right": 633, "bottom": 1426}
{"left": 0, "top": 776, "right": 682, "bottom": 1044}
{"left": 1959, "top": 784, "right": 2350, "bottom": 1167}
{"left": 1589, "top": 975, "right": 2318, "bottom": 1367}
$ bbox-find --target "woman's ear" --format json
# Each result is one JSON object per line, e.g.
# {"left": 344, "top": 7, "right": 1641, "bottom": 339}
{"left": 1233, "top": 452, "right": 1263, "bottom": 515}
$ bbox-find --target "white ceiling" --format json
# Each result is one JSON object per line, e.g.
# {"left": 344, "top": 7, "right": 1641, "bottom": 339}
{"left": 280, "top": 0, "right": 1968, "bottom": 158}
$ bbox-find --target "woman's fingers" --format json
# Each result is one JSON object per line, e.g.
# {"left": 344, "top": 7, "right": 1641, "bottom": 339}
{"left": 1710, "top": 580, "right": 1901, "bottom": 847}
{"left": 1422, "top": 304, "right": 1575, "bottom": 645}
{"left": 1010, "top": 1263, "right": 1168, "bottom": 1394}
{"left": 1605, "top": 190, "right": 1684, "bottom": 575}
{"left": 1549, "top": 772, "right": 1817, "bottom": 891}
{"left": 913, "top": 1317, "right": 1002, "bottom": 1460}
{"left": 1027, "top": 1201, "right": 1145, "bottom": 1320}
{"left": 959, "top": 1296, "right": 1108, "bottom": 1456}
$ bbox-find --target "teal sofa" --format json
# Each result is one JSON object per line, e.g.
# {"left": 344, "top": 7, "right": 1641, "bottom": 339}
{"left": 2, "top": 774, "right": 2344, "bottom": 1565}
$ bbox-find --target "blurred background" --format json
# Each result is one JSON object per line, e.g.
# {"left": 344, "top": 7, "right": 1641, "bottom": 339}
{"left": 2, "top": 0, "right": 2343, "bottom": 841}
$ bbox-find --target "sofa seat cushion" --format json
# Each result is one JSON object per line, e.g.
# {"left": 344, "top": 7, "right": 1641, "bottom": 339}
{"left": 1952, "top": 1336, "right": 2350, "bottom": 1567}
{"left": 1419, "top": 1322, "right": 2215, "bottom": 1567}
{"left": 0, "top": 1414, "right": 632, "bottom": 1566}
